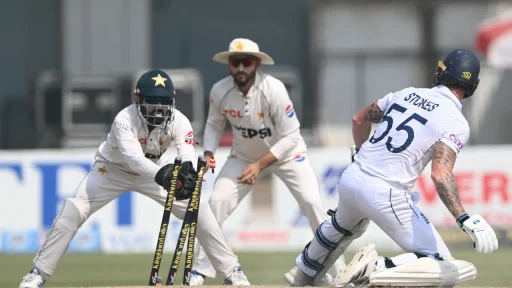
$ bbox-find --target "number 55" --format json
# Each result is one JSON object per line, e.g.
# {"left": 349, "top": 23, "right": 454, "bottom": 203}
{"left": 369, "top": 103, "right": 428, "bottom": 153}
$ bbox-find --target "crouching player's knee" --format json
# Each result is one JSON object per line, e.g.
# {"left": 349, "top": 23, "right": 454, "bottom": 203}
{"left": 370, "top": 257, "right": 477, "bottom": 287}
{"left": 53, "top": 198, "right": 90, "bottom": 231}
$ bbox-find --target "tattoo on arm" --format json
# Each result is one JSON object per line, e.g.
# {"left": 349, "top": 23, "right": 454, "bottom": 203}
{"left": 363, "top": 102, "right": 385, "bottom": 123}
{"left": 431, "top": 142, "right": 466, "bottom": 218}
{"left": 353, "top": 101, "right": 383, "bottom": 148}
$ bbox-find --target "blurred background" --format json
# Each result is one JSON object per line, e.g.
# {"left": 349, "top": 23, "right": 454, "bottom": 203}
{"left": 1, "top": 0, "right": 512, "bottom": 287}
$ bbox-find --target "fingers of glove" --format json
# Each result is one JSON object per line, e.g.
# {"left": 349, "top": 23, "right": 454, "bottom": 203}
{"left": 482, "top": 233, "right": 492, "bottom": 254}
{"left": 474, "top": 231, "right": 485, "bottom": 253}
{"left": 486, "top": 226, "right": 499, "bottom": 252}
{"left": 155, "top": 164, "right": 174, "bottom": 186}
{"left": 464, "top": 228, "right": 477, "bottom": 243}
{"left": 179, "top": 161, "right": 196, "bottom": 175}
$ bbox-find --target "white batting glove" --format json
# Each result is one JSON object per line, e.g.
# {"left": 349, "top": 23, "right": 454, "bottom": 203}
{"left": 456, "top": 214, "right": 498, "bottom": 253}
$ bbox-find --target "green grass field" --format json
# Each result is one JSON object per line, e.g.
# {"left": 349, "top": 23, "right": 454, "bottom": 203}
{"left": 1, "top": 249, "right": 510, "bottom": 287}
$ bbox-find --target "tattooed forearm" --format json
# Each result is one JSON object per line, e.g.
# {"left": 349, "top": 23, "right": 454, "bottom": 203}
{"left": 433, "top": 172, "right": 465, "bottom": 218}
{"left": 363, "top": 102, "right": 385, "bottom": 123}
{"left": 353, "top": 101, "right": 384, "bottom": 148}
{"left": 431, "top": 142, "right": 466, "bottom": 218}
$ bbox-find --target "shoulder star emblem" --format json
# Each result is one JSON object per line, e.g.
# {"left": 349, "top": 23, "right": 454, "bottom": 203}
{"left": 97, "top": 166, "right": 107, "bottom": 175}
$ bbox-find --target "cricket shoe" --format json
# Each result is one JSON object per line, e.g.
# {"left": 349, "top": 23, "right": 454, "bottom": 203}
{"left": 19, "top": 268, "right": 45, "bottom": 288}
{"left": 328, "top": 256, "right": 347, "bottom": 279}
{"left": 224, "top": 266, "right": 250, "bottom": 286}
{"left": 189, "top": 270, "right": 206, "bottom": 286}
{"left": 331, "top": 243, "right": 378, "bottom": 288}
{"left": 284, "top": 266, "right": 333, "bottom": 286}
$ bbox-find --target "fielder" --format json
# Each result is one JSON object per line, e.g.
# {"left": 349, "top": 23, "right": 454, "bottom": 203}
{"left": 19, "top": 69, "right": 250, "bottom": 288}
{"left": 189, "top": 38, "right": 345, "bottom": 285}
{"left": 284, "top": 49, "right": 499, "bottom": 287}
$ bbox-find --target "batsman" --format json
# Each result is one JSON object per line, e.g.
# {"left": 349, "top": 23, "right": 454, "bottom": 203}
{"left": 19, "top": 69, "right": 249, "bottom": 288}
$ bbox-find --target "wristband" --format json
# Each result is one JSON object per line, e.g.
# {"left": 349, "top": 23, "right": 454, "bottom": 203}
{"left": 456, "top": 213, "right": 470, "bottom": 228}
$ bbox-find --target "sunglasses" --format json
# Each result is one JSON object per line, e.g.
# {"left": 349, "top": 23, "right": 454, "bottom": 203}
{"left": 229, "top": 57, "right": 256, "bottom": 67}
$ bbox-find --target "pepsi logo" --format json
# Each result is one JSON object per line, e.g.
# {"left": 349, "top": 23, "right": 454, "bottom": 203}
{"left": 294, "top": 154, "right": 305, "bottom": 162}
{"left": 185, "top": 130, "right": 194, "bottom": 140}
{"left": 285, "top": 104, "right": 295, "bottom": 118}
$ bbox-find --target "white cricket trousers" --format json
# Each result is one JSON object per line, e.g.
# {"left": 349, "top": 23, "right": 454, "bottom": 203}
{"left": 195, "top": 155, "right": 328, "bottom": 278}
{"left": 297, "top": 162, "right": 451, "bottom": 276}
{"left": 33, "top": 161, "right": 239, "bottom": 279}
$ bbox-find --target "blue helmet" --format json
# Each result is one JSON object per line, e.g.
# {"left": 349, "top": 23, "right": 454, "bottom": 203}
{"left": 435, "top": 49, "right": 480, "bottom": 98}
{"left": 134, "top": 69, "right": 175, "bottom": 127}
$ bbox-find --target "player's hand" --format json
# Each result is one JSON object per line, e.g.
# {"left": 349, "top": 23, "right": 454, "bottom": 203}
{"left": 206, "top": 155, "right": 216, "bottom": 173}
{"left": 457, "top": 214, "right": 498, "bottom": 253}
{"left": 154, "top": 161, "right": 197, "bottom": 200}
{"left": 237, "top": 162, "right": 261, "bottom": 184}
{"left": 204, "top": 153, "right": 216, "bottom": 174}
{"left": 350, "top": 145, "right": 359, "bottom": 163}
{"left": 155, "top": 163, "right": 174, "bottom": 191}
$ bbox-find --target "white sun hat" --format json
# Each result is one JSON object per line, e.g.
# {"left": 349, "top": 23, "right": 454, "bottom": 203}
{"left": 213, "top": 38, "right": 275, "bottom": 65}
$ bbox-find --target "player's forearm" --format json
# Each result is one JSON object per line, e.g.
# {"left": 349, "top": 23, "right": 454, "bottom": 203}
{"left": 255, "top": 152, "right": 278, "bottom": 170}
{"left": 203, "top": 122, "right": 223, "bottom": 155}
{"left": 269, "top": 129, "right": 300, "bottom": 161}
{"left": 125, "top": 155, "right": 161, "bottom": 178}
{"left": 177, "top": 145, "right": 196, "bottom": 166}
{"left": 352, "top": 101, "right": 384, "bottom": 149}
{"left": 116, "top": 133, "right": 161, "bottom": 178}
{"left": 432, "top": 170, "right": 466, "bottom": 218}
{"left": 352, "top": 120, "right": 372, "bottom": 149}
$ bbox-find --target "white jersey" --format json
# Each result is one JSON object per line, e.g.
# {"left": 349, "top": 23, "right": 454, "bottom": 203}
{"left": 203, "top": 71, "right": 307, "bottom": 163}
{"left": 355, "top": 85, "right": 470, "bottom": 189}
{"left": 95, "top": 104, "right": 196, "bottom": 177}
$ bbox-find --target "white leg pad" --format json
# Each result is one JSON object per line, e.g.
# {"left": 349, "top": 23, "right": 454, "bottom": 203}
{"left": 313, "top": 218, "right": 370, "bottom": 285}
{"left": 369, "top": 257, "right": 477, "bottom": 287}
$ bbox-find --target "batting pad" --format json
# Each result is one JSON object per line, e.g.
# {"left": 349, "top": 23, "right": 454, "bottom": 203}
{"left": 369, "top": 257, "right": 477, "bottom": 287}
{"left": 313, "top": 218, "right": 370, "bottom": 285}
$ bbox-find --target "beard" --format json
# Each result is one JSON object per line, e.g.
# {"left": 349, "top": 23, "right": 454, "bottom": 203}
{"left": 232, "top": 71, "right": 256, "bottom": 87}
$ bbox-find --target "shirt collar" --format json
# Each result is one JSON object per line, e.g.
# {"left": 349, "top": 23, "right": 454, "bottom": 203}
{"left": 435, "top": 85, "right": 463, "bottom": 112}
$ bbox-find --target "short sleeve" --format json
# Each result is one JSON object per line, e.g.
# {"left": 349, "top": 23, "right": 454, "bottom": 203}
{"left": 439, "top": 119, "right": 470, "bottom": 154}
{"left": 269, "top": 80, "right": 300, "bottom": 136}
{"left": 377, "top": 92, "right": 395, "bottom": 112}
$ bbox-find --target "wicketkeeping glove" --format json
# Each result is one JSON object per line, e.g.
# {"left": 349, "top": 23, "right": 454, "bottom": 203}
{"left": 456, "top": 214, "right": 498, "bottom": 253}
{"left": 154, "top": 161, "right": 198, "bottom": 200}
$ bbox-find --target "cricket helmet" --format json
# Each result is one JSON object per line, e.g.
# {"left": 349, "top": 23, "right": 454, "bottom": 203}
{"left": 134, "top": 69, "right": 175, "bottom": 127}
{"left": 435, "top": 49, "right": 480, "bottom": 98}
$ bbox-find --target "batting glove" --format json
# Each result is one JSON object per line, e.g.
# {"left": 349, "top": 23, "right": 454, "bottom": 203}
{"left": 456, "top": 214, "right": 498, "bottom": 253}
{"left": 350, "top": 145, "right": 359, "bottom": 163}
